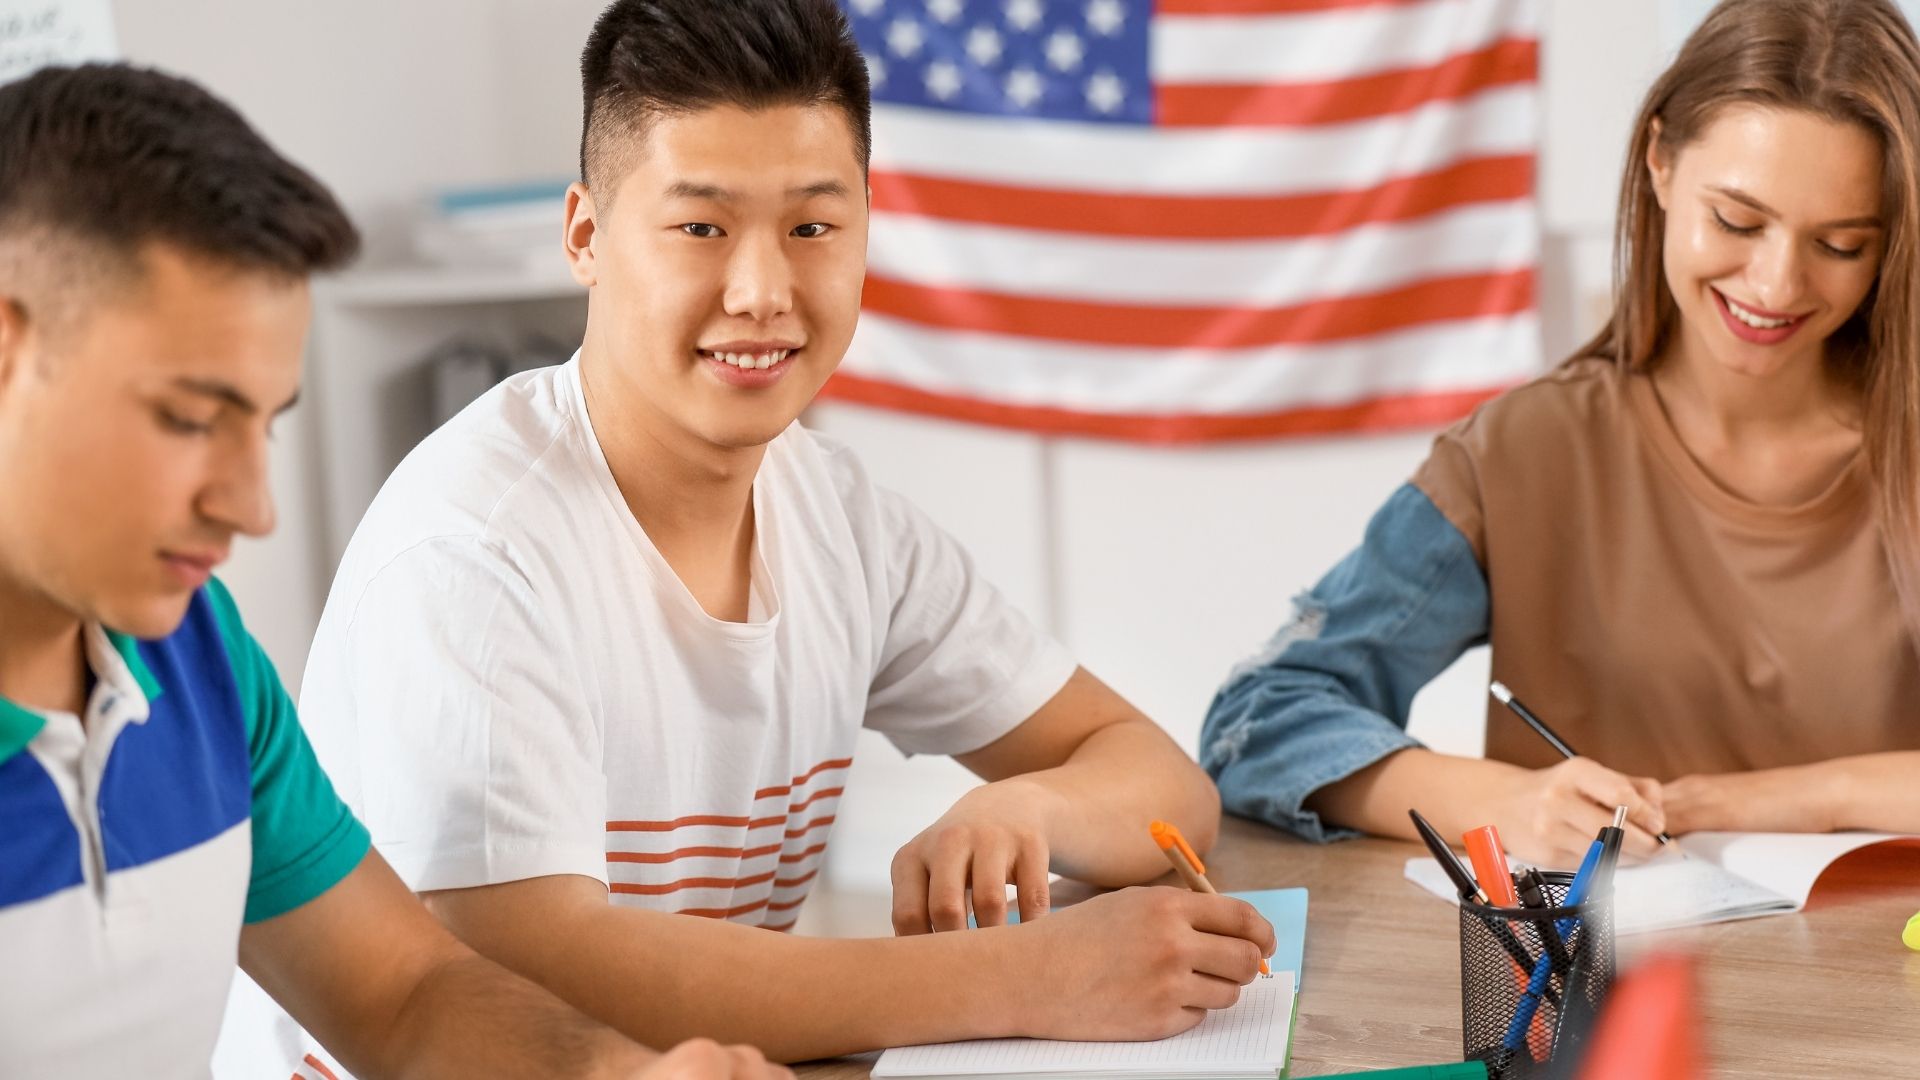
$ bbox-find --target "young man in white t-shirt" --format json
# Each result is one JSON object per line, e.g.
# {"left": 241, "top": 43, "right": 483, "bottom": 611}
{"left": 294, "top": 0, "right": 1275, "bottom": 1065}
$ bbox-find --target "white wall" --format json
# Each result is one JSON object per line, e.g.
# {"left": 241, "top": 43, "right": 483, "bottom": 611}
{"left": 114, "top": 1, "right": 1675, "bottom": 891}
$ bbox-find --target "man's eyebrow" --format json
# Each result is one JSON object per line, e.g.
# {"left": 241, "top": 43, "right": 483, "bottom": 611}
{"left": 171, "top": 377, "right": 300, "bottom": 415}
{"left": 664, "top": 181, "right": 735, "bottom": 201}
{"left": 1710, "top": 185, "right": 1883, "bottom": 230}
{"left": 663, "top": 180, "right": 850, "bottom": 201}
{"left": 790, "top": 180, "right": 850, "bottom": 199}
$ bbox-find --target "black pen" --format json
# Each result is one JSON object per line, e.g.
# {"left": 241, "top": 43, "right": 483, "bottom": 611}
{"left": 1489, "top": 681, "right": 1675, "bottom": 846}
{"left": 1409, "top": 809, "right": 1560, "bottom": 1007}
{"left": 1409, "top": 808, "right": 1488, "bottom": 904}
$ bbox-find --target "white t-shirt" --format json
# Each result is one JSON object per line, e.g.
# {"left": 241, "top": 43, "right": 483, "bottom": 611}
{"left": 322, "top": 350, "right": 1072, "bottom": 904}
{"left": 236, "top": 354, "right": 1076, "bottom": 1077}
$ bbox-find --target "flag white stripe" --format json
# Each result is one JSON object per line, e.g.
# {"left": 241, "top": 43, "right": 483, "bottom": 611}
{"left": 868, "top": 200, "right": 1539, "bottom": 307}
{"left": 1154, "top": 0, "right": 1539, "bottom": 84}
{"left": 870, "top": 84, "right": 1536, "bottom": 196}
{"left": 844, "top": 312, "right": 1542, "bottom": 414}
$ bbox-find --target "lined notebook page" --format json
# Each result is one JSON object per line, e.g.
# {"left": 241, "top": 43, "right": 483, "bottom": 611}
{"left": 873, "top": 970, "right": 1294, "bottom": 1078}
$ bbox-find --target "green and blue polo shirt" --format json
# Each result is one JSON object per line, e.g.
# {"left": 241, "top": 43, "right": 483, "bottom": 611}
{"left": 0, "top": 579, "right": 369, "bottom": 1078}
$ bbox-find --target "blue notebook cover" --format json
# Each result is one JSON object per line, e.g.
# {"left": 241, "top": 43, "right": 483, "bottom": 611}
{"left": 1227, "top": 887, "right": 1309, "bottom": 985}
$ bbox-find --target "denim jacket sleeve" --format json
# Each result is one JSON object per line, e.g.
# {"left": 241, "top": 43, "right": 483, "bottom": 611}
{"left": 1199, "top": 482, "right": 1489, "bottom": 843}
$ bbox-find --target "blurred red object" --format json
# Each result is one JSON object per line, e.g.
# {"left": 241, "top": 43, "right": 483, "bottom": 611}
{"left": 1576, "top": 952, "right": 1705, "bottom": 1080}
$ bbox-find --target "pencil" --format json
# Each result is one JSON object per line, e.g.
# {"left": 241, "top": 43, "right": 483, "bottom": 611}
{"left": 1489, "top": 682, "right": 1675, "bottom": 845}
{"left": 1149, "top": 820, "right": 1269, "bottom": 975}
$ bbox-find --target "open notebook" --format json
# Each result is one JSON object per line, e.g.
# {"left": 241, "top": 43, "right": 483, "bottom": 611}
{"left": 1406, "top": 830, "right": 1911, "bottom": 934}
{"left": 874, "top": 888, "right": 1305, "bottom": 1080}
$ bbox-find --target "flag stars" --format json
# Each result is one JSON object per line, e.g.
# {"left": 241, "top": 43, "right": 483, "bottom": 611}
{"left": 1044, "top": 28, "right": 1084, "bottom": 71}
{"left": 1005, "top": 66, "right": 1045, "bottom": 108}
{"left": 1084, "top": 68, "right": 1125, "bottom": 114}
{"left": 1005, "top": 0, "right": 1044, "bottom": 32}
{"left": 849, "top": 0, "right": 885, "bottom": 15}
{"left": 927, "top": 0, "right": 966, "bottom": 23}
{"left": 1086, "top": 0, "right": 1125, "bottom": 36}
{"left": 866, "top": 55, "right": 888, "bottom": 89}
{"left": 886, "top": 17, "right": 926, "bottom": 57}
{"left": 966, "top": 25, "right": 1004, "bottom": 66}
{"left": 924, "top": 60, "right": 964, "bottom": 101}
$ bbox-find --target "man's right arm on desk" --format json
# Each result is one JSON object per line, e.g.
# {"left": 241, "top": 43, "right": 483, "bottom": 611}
{"left": 421, "top": 874, "right": 1277, "bottom": 1063}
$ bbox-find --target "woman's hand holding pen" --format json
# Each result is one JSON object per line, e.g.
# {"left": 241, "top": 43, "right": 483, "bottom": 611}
{"left": 1486, "top": 758, "right": 1667, "bottom": 868}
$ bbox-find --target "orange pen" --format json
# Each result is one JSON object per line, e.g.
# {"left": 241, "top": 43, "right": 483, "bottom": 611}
{"left": 1150, "top": 819, "right": 1269, "bottom": 976}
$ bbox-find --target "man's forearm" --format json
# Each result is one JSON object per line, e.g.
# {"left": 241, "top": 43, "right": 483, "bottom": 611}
{"left": 384, "top": 951, "right": 652, "bottom": 1079}
{"left": 1023, "top": 718, "right": 1223, "bottom": 886}
{"left": 448, "top": 901, "right": 1032, "bottom": 1062}
{"left": 1305, "top": 748, "right": 1527, "bottom": 843}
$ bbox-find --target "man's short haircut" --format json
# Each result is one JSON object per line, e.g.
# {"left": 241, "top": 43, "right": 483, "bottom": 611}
{"left": 0, "top": 63, "right": 359, "bottom": 299}
{"left": 579, "top": 0, "right": 873, "bottom": 198}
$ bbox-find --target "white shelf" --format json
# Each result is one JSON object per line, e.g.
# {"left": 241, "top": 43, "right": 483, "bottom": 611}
{"left": 321, "top": 261, "right": 583, "bottom": 307}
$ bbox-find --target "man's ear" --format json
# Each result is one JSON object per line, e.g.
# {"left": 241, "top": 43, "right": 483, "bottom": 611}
{"left": 0, "top": 296, "right": 31, "bottom": 392}
{"left": 563, "top": 182, "right": 600, "bottom": 288}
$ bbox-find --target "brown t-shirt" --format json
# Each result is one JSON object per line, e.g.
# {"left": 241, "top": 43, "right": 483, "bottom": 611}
{"left": 1413, "top": 357, "right": 1920, "bottom": 779}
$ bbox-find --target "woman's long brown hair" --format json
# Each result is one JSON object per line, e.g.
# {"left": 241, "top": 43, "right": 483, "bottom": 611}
{"left": 1576, "top": 0, "right": 1920, "bottom": 633}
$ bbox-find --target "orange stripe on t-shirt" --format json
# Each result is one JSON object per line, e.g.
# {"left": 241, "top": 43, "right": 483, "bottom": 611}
{"left": 301, "top": 1055, "right": 343, "bottom": 1080}
{"left": 773, "top": 867, "right": 821, "bottom": 890}
{"left": 610, "top": 870, "right": 778, "bottom": 896}
{"left": 606, "top": 758, "right": 853, "bottom": 832}
{"left": 676, "top": 897, "right": 773, "bottom": 919}
{"left": 752, "top": 756, "right": 855, "bottom": 801}
{"left": 607, "top": 842, "right": 784, "bottom": 865}
{"left": 777, "top": 842, "right": 830, "bottom": 865}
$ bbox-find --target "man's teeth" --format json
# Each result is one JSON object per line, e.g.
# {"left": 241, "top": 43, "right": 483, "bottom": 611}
{"left": 709, "top": 349, "right": 791, "bottom": 370}
{"left": 1724, "top": 296, "right": 1793, "bottom": 330}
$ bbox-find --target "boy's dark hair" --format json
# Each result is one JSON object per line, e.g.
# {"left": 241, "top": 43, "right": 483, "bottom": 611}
{"left": 579, "top": 0, "right": 872, "bottom": 197}
{"left": 0, "top": 63, "right": 359, "bottom": 285}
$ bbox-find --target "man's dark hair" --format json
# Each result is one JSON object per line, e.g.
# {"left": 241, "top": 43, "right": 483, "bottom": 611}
{"left": 579, "top": 0, "right": 872, "bottom": 196}
{"left": 0, "top": 63, "right": 359, "bottom": 284}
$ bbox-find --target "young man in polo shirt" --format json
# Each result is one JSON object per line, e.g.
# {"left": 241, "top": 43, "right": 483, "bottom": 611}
{"left": 284, "top": 0, "right": 1278, "bottom": 1070}
{"left": 0, "top": 62, "right": 785, "bottom": 1080}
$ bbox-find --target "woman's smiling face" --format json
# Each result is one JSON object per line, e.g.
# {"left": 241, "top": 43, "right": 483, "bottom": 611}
{"left": 1651, "top": 103, "right": 1886, "bottom": 381}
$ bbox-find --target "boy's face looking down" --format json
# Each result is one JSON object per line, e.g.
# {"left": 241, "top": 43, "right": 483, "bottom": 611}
{"left": 0, "top": 243, "right": 308, "bottom": 638}
{"left": 565, "top": 102, "right": 869, "bottom": 451}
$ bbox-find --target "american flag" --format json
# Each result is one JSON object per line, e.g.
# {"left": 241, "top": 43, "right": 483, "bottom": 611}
{"left": 825, "top": 0, "right": 1543, "bottom": 442}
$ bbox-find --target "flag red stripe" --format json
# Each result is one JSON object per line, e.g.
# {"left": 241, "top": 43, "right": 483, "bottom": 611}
{"left": 869, "top": 154, "right": 1531, "bottom": 240}
{"left": 820, "top": 374, "right": 1513, "bottom": 444}
{"left": 1157, "top": 37, "right": 1537, "bottom": 128}
{"left": 861, "top": 268, "right": 1534, "bottom": 349}
{"left": 1161, "top": 0, "right": 1434, "bottom": 12}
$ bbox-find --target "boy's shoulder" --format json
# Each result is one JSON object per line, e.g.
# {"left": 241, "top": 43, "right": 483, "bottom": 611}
{"left": 349, "top": 363, "right": 594, "bottom": 557}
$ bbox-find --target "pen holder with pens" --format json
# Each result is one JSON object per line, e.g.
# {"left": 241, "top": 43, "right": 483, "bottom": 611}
{"left": 1458, "top": 872, "right": 1615, "bottom": 1080}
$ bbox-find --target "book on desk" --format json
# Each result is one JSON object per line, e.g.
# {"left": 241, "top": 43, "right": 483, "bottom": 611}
{"left": 1406, "top": 830, "right": 1914, "bottom": 933}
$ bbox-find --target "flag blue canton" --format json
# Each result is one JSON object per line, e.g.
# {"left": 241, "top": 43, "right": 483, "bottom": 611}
{"left": 841, "top": 0, "right": 1152, "bottom": 125}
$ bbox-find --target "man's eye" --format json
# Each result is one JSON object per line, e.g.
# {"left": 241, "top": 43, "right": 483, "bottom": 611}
{"left": 792, "top": 222, "right": 832, "bottom": 238}
{"left": 157, "top": 409, "right": 214, "bottom": 435}
{"left": 681, "top": 223, "right": 725, "bottom": 238}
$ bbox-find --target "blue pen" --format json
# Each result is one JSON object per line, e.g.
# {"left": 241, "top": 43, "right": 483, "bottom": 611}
{"left": 1499, "top": 814, "right": 1613, "bottom": 1055}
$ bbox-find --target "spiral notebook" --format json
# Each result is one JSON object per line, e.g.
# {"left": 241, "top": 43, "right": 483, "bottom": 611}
{"left": 873, "top": 888, "right": 1305, "bottom": 1080}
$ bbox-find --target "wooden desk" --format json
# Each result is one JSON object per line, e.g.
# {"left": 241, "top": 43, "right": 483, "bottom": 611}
{"left": 797, "top": 816, "right": 1920, "bottom": 1078}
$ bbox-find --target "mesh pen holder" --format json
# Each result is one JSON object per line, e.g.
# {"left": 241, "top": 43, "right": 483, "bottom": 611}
{"left": 1459, "top": 872, "right": 1615, "bottom": 1080}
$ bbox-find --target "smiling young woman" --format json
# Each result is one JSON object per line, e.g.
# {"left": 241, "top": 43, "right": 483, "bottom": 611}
{"left": 1201, "top": 0, "right": 1920, "bottom": 868}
